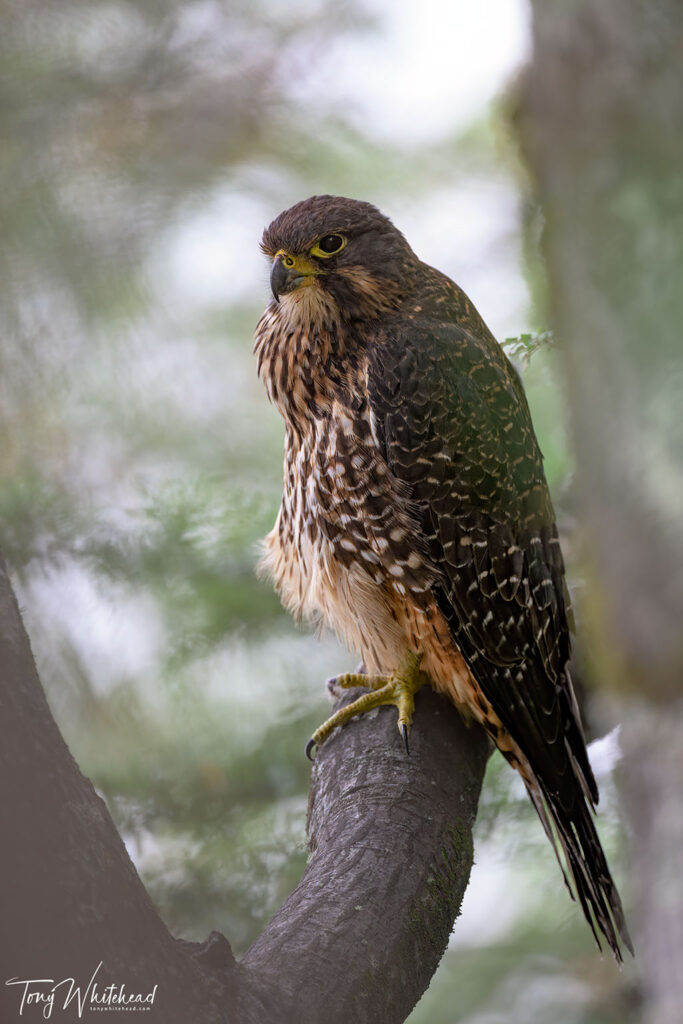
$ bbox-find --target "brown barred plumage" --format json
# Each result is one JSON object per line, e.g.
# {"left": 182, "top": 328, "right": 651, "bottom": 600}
{"left": 253, "top": 195, "right": 632, "bottom": 961}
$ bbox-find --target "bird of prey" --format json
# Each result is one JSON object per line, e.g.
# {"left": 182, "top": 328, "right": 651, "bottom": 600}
{"left": 254, "top": 194, "right": 631, "bottom": 961}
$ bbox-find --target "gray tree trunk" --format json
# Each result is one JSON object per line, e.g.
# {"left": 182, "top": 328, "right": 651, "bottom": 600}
{"left": 0, "top": 556, "right": 489, "bottom": 1023}
{"left": 518, "top": 4, "right": 683, "bottom": 1022}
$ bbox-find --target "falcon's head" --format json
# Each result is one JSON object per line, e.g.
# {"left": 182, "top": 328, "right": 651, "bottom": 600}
{"left": 260, "top": 195, "right": 417, "bottom": 320}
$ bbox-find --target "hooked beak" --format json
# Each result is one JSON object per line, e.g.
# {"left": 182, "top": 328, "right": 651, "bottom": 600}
{"left": 270, "top": 251, "right": 320, "bottom": 301}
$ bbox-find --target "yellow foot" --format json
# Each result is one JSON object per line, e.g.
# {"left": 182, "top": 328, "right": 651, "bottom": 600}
{"left": 306, "top": 652, "right": 429, "bottom": 760}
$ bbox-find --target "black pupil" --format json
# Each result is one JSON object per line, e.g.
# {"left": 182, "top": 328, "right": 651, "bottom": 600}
{"left": 318, "top": 234, "right": 342, "bottom": 254}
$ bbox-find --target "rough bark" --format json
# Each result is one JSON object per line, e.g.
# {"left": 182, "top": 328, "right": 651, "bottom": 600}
{"left": 518, "top": 4, "right": 683, "bottom": 1022}
{"left": 0, "top": 556, "right": 489, "bottom": 1024}
{"left": 243, "top": 688, "right": 489, "bottom": 1023}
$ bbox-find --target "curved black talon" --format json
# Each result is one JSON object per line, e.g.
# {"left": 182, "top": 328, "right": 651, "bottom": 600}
{"left": 399, "top": 723, "right": 410, "bottom": 756}
{"left": 305, "top": 737, "right": 317, "bottom": 762}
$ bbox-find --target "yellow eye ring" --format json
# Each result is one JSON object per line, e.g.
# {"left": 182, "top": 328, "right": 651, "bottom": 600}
{"left": 310, "top": 233, "right": 346, "bottom": 258}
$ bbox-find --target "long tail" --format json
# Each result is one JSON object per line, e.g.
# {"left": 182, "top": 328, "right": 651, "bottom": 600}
{"left": 451, "top": 630, "right": 633, "bottom": 960}
{"left": 527, "top": 774, "right": 633, "bottom": 963}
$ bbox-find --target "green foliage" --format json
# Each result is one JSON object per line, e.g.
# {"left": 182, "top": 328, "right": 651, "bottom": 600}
{"left": 409, "top": 934, "right": 630, "bottom": 1024}
{"left": 503, "top": 330, "right": 555, "bottom": 364}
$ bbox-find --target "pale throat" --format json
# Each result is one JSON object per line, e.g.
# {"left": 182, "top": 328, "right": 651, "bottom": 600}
{"left": 276, "top": 282, "right": 341, "bottom": 332}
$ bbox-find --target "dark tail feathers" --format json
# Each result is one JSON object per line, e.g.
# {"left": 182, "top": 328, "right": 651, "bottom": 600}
{"left": 529, "top": 778, "right": 633, "bottom": 963}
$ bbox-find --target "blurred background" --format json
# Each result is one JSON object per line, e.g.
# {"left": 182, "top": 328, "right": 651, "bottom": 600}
{"left": 1, "top": 1, "right": 633, "bottom": 1021}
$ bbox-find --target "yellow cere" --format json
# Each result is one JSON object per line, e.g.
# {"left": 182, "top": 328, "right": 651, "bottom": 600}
{"left": 274, "top": 249, "right": 320, "bottom": 278}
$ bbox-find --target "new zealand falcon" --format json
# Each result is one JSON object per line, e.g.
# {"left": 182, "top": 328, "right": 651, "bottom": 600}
{"left": 254, "top": 195, "right": 631, "bottom": 961}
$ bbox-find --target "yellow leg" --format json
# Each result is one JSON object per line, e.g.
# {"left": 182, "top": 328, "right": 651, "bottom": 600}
{"left": 306, "top": 652, "right": 429, "bottom": 760}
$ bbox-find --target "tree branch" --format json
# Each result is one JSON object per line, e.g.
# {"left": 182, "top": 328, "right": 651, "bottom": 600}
{"left": 243, "top": 688, "right": 490, "bottom": 1023}
{"left": 0, "top": 557, "right": 240, "bottom": 1023}
{"left": 0, "top": 556, "right": 489, "bottom": 1023}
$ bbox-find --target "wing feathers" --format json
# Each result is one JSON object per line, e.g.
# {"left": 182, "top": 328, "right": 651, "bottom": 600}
{"left": 368, "top": 316, "right": 627, "bottom": 958}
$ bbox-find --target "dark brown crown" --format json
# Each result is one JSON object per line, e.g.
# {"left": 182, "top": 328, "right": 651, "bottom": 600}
{"left": 260, "top": 195, "right": 412, "bottom": 258}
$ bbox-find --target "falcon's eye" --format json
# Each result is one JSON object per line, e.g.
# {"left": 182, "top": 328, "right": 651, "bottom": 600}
{"left": 311, "top": 233, "right": 346, "bottom": 258}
